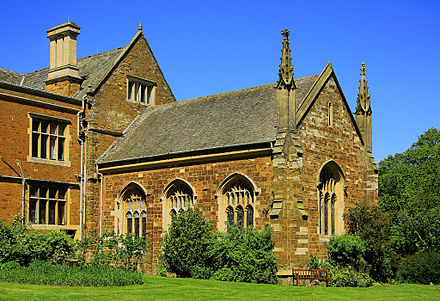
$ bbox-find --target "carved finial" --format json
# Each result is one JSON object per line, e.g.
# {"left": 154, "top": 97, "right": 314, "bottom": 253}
{"left": 138, "top": 22, "right": 143, "bottom": 31}
{"left": 276, "top": 29, "right": 295, "bottom": 90}
{"left": 355, "top": 62, "right": 371, "bottom": 114}
{"left": 360, "top": 62, "right": 367, "bottom": 78}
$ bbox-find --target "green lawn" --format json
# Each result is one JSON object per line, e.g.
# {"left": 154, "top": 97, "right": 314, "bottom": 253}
{"left": 0, "top": 275, "right": 439, "bottom": 300}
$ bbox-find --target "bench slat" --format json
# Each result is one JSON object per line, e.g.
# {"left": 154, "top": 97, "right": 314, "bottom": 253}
{"left": 292, "top": 269, "right": 332, "bottom": 287}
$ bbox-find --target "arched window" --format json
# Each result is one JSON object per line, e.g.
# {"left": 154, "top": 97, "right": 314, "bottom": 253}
{"left": 217, "top": 173, "right": 258, "bottom": 231}
{"left": 236, "top": 206, "right": 244, "bottom": 228}
{"left": 246, "top": 205, "right": 254, "bottom": 227}
{"left": 323, "top": 193, "right": 329, "bottom": 235}
{"left": 317, "top": 161, "right": 345, "bottom": 236}
{"left": 227, "top": 206, "right": 234, "bottom": 226}
{"left": 162, "top": 179, "right": 196, "bottom": 231}
{"left": 328, "top": 101, "right": 333, "bottom": 127}
{"left": 331, "top": 194, "right": 336, "bottom": 235}
{"left": 126, "top": 212, "right": 133, "bottom": 234}
{"left": 141, "top": 210, "right": 147, "bottom": 236}
{"left": 120, "top": 183, "right": 147, "bottom": 237}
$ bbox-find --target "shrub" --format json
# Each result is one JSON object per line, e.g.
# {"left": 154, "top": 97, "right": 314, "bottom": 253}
{"left": 160, "top": 209, "right": 278, "bottom": 284}
{"left": 161, "top": 208, "right": 215, "bottom": 277}
{"left": 331, "top": 265, "right": 374, "bottom": 287}
{"left": 210, "top": 224, "right": 277, "bottom": 284}
{"left": 328, "top": 235, "right": 366, "bottom": 271}
{"left": 397, "top": 252, "right": 440, "bottom": 284}
{"left": 0, "top": 260, "right": 143, "bottom": 286}
{"left": 0, "top": 219, "right": 74, "bottom": 266}
{"left": 73, "top": 232, "right": 148, "bottom": 271}
{"left": 308, "top": 254, "right": 331, "bottom": 270}
{"left": 308, "top": 254, "right": 373, "bottom": 287}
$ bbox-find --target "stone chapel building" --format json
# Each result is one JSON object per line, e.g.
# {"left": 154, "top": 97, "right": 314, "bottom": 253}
{"left": 0, "top": 22, "right": 377, "bottom": 277}
{"left": 96, "top": 29, "right": 378, "bottom": 275}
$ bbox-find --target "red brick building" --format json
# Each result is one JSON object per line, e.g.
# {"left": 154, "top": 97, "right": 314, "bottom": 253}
{"left": 0, "top": 22, "right": 174, "bottom": 239}
{"left": 0, "top": 80, "right": 83, "bottom": 236}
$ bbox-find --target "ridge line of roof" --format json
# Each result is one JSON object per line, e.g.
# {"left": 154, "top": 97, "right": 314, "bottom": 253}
{"left": 145, "top": 74, "right": 319, "bottom": 111}
{"left": 0, "top": 67, "right": 24, "bottom": 76}
{"left": 179, "top": 74, "right": 319, "bottom": 102}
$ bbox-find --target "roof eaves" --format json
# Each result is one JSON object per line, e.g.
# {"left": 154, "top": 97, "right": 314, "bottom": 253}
{"left": 0, "top": 80, "right": 82, "bottom": 104}
{"left": 98, "top": 140, "right": 274, "bottom": 166}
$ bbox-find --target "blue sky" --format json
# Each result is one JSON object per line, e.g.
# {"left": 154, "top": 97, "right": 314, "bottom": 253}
{"left": 1, "top": 0, "right": 439, "bottom": 163}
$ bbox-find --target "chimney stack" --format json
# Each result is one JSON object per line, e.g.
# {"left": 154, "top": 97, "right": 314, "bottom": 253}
{"left": 45, "top": 22, "right": 82, "bottom": 97}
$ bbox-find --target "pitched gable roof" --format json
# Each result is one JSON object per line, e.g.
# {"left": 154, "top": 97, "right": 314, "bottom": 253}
{"left": 296, "top": 63, "right": 364, "bottom": 144}
{"left": 0, "top": 68, "right": 24, "bottom": 86}
{"left": 0, "top": 31, "right": 175, "bottom": 101}
{"left": 98, "top": 75, "right": 319, "bottom": 165}
{"left": 90, "top": 31, "right": 175, "bottom": 101}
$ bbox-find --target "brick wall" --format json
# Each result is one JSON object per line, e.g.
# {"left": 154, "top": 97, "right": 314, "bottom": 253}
{"left": 0, "top": 86, "right": 81, "bottom": 230}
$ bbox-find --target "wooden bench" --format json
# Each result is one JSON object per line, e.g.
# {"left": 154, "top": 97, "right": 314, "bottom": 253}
{"left": 292, "top": 269, "right": 332, "bottom": 287}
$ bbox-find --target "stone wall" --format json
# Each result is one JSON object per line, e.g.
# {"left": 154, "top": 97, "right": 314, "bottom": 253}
{"left": 299, "top": 75, "right": 372, "bottom": 260}
{"left": 102, "top": 155, "right": 273, "bottom": 273}
{"left": 84, "top": 34, "right": 175, "bottom": 237}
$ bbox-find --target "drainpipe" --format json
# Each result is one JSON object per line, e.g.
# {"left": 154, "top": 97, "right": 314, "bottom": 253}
{"left": 77, "top": 94, "right": 87, "bottom": 240}
{"left": 77, "top": 111, "right": 84, "bottom": 240}
{"left": 16, "top": 161, "right": 26, "bottom": 225}
{"left": 96, "top": 163, "right": 103, "bottom": 239}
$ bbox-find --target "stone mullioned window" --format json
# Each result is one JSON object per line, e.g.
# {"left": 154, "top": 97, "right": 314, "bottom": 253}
{"left": 317, "top": 161, "right": 344, "bottom": 236}
{"left": 29, "top": 184, "right": 67, "bottom": 225}
{"left": 124, "top": 188, "right": 147, "bottom": 238}
{"left": 28, "top": 113, "right": 71, "bottom": 166}
{"left": 127, "top": 75, "right": 156, "bottom": 105}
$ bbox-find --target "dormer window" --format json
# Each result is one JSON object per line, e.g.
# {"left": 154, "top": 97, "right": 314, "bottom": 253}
{"left": 127, "top": 75, "right": 156, "bottom": 105}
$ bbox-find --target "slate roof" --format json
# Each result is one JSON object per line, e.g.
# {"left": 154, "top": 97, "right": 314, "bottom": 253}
{"left": 0, "top": 47, "right": 125, "bottom": 98}
{"left": 99, "top": 75, "right": 319, "bottom": 164}
{"left": 0, "top": 68, "right": 23, "bottom": 86}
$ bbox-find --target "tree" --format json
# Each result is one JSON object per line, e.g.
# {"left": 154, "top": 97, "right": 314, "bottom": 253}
{"left": 345, "top": 202, "right": 392, "bottom": 281}
{"left": 379, "top": 128, "right": 440, "bottom": 255}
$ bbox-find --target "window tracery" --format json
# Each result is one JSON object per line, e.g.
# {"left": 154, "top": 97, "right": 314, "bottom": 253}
{"left": 162, "top": 179, "right": 195, "bottom": 231}
{"left": 122, "top": 187, "right": 147, "bottom": 237}
{"left": 317, "top": 161, "right": 344, "bottom": 236}
{"left": 218, "top": 175, "right": 256, "bottom": 231}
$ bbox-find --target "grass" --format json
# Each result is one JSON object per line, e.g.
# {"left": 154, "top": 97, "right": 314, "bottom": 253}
{"left": 0, "top": 275, "right": 439, "bottom": 300}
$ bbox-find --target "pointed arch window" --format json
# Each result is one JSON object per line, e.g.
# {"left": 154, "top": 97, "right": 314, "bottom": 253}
{"left": 323, "top": 193, "right": 329, "bottom": 235}
{"left": 328, "top": 101, "right": 333, "bottom": 127}
{"left": 218, "top": 174, "right": 257, "bottom": 231}
{"left": 121, "top": 184, "right": 147, "bottom": 237}
{"left": 162, "top": 179, "right": 196, "bottom": 231}
{"left": 126, "top": 212, "right": 133, "bottom": 234}
{"left": 331, "top": 194, "right": 336, "bottom": 235}
{"left": 246, "top": 205, "right": 254, "bottom": 227}
{"left": 317, "top": 161, "right": 345, "bottom": 236}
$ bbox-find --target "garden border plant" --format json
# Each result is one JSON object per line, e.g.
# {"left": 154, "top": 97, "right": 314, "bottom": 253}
{"left": 0, "top": 218, "right": 148, "bottom": 286}
{"left": 160, "top": 208, "right": 278, "bottom": 284}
